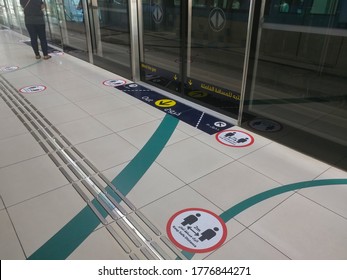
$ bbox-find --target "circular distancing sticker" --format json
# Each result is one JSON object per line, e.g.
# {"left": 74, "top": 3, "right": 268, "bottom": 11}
{"left": 248, "top": 118, "right": 282, "bottom": 133}
{"left": 155, "top": 99, "right": 176, "bottom": 108}
{"left": 167, "top": 208, "right": 227, "bottom": 253}
{"left": 216, "top": 130, "right": 254, "bottom": 147}
{"left": 0, "top": 66, "right": 19, "bottom": 72}
{"left": 50, "top": 51, "right": 64, "bottom": 56}
{"left": 128, "top": 84, "right": 138, "bottom": 88}
{"left": 188, "top": 91, "right": 208, "bottom": 98}
{"left": 103, "top": 79, "right": 126, "bottom": 87}
{"left": 19, "top": 85, "right": 46, "bottom": 94}
{"left": 145, "top": 74, "right": 160, "bottom": 79}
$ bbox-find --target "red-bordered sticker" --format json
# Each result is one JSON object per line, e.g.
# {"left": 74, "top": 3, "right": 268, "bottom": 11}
{"left": 0, "top": 66, "right": 19, "bottom": 72}
{"left": 248, "top": 118, "right": 282, "bottom": 133}
{"left": 167, "top": 208, "right": 227, "bottom": 253}
{"left": 50, "top": 51, "right": 64, "bottom": 56}
{"left": 216, "top": 129, "right": 254, "bottom": 148}
{"left": 19, "top": 85, "right": 46, "bottom": 94}
{"left": 102, "top": 79, "right": 126, "bottom": 87}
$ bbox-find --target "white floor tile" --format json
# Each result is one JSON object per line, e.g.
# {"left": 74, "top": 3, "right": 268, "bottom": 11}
{"left": 189, "top": 161, "right": 289, "bottom": 226}
{"left": 75, "top": 134, "right": 138, "bottom": 171}
{"left": 0, "top": 115, "right": 28, "bottom": 140}
{"left": 95, "top": 106, "right": 157, "bottom": 132}
{"left": 39, "top": 103, "right": 90, "bottom": 125}
{"left": 298, "top": 167, "right": 347, "bottom": 218}
{"left": 205, "top": 229, "right": 289, "bottom": 260}
{"left": 0, "top": 133, "right": 44, "bottom": 168}
{"left": 239, "top": 142, "right": 330, "bottom": 185}
{"left": 67, "top": 227, "right": 130, "bottom": 260}
{"left": 102, "top": 162, "right": 186, "bottom": 208}
{"left": 20, "top": 92, "right": 71, "bottom": 110}
{"left": 0, "top": 155, "right": 69, "bottom": 207}
{"left": 250, "top": 193, "right": 347, "bottom": 259}
{"left": 0, "top": 101, "right": 14, "bottom": 119}
{"left": 56, "top": 116, "right": 113, "bottom": 145}
{"left": 0, "top": 210, "right": 26, "bottom": 259}
{"left": 76, "top": 95, "right": 131, "bottom": 116}
{"left": 156, "top": 138, "right": 233, "bottom": 184}
{"left": 118, "top": 119, "right": 190, "bottom": 149}
{"left": 7, "top": 185, "right": 86, "bottom": 257}
{"left": 58, "top": 84, "right": 108, "bottom": 103}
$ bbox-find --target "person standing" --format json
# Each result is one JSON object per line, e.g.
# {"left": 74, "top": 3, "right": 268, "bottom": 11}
{"left": 20, "top": 0, "right": 51, "bottom": 59}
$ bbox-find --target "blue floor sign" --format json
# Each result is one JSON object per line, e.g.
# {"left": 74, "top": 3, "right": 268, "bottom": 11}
{"left": 117, "top": 83, "right": 234, "bottom": 135}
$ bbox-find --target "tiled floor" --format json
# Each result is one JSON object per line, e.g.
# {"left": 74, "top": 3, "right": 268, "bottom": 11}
{"left": 1, "top": 29, "right": 347, "bottom": 260}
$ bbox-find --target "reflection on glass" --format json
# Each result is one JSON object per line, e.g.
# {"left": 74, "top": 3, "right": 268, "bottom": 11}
{"left": 188, "top": 1, "right": 250, "bottom": 117}
{"left": 140, "top": 0, "right": 181, "bottom": 91}
{"left": 92, "top": 0, "right": 131, "bottom": 77}
{"left": 0, "top": 0, "right": 10, "bottom": 27}
{"left": 245, "top": 0, "right": 347, "bottom": 166}
{"left": 6, "top": 0, "right": 22, "bottom": 31}
{"left": 140, "top": 0, "right": 250, "bottom": 119}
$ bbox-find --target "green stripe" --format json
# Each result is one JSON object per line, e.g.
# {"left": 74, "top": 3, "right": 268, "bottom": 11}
{"left": 182, "top": 178, "right": 347, "bottom": 260}
{"left": 28, "top": 114, "right": 179, "bottom": 259}
{"left": 28, "top": 200, "right": 107, "bottom": 260}
{"left": 111, "top": 114, "right": 179, "bottom": 197}
{"left": 219, "top": 179, "right": 347, "bottom": 222}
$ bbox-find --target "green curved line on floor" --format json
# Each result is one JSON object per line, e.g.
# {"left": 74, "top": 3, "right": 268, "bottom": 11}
{"left": 28, "top": 114, "right": 179, "bottom": 260}
{"left": 181, "top": 178, "right": 347, "bottom": 260}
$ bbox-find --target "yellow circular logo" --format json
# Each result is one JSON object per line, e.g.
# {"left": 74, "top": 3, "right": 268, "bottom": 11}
{"left": 155, "top": 99, "right": 176, "bottom": 108}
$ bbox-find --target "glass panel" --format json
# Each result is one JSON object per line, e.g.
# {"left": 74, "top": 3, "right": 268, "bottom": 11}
{"left": 0, "top": 0, "right": 10, "bottom": 27}
{"left": 56, "top": 0, "right": 89, "bottom": 60}
{"left": 244, "top": 0, "right": 347, "bottom": 168}
{"left": 6, "top": 0, "right": 23, "bottom": 32}
{"left": 140, "top": 0, "right": 182, "bottom": 92}
{"left": 187, "top": 0, "right": 250, "bottom": 118}
{"left": 44, "top": 0, "right": 65, "bottom": 45}
{"left": 91, "top": 0, "right": 132, "bottom": 78}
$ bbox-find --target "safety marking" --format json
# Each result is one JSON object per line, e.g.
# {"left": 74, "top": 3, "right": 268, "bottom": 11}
{"left": 188, "top": 91, "right": 208, "bottom": 98}
{"left": 209, "top": 8, "right": 226, "bottom": 32}
{"left": 103, "top": 79, "right": 126, "bottom": 87}
{"left": 182, "top": 178, "right": 347, "bottom": 260}
{"left": 19, "top": 85, "right": 46, "bottom": 94}
{"left": 214, "top": 121, "right": 227, "bottom": 128}
{"left": 196, "top": 112, "right": 204, "bottom": 128}
{"left": 49, "top": 51, "right": 64, "bottom": 56}
{"left": 155, "top": 99, "right": 176, "bottom": 108}
{"left": 248, "top": 118, "right": 282, "bottom": 132}
{"left": 167, "top": 208, "right": 227, "bottom": 253}
{"left": 0, "top": 66, "right": 19, "bottom": 72}
{"left": 117, "top": 83, "right": 233, "bottom": 135}
{"left": 153, "top": 4, "right": 164, "bottom": 24}
{"left": 216, "top": 129, "right": 254, "bottom": 147}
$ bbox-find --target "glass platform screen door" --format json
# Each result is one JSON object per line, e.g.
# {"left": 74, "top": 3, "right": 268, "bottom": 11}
{"left": 138, "top": 0, "right": 254, "bottom": 121}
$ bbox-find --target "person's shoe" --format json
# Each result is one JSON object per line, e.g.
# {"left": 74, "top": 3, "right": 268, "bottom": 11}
{"left": 43, "top": 55, "right": 51, "bottom": 60}
{"left": 35, "top": 55, "right": 41, "bottom": 59}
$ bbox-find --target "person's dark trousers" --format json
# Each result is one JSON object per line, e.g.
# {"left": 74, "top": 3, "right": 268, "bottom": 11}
{"left": 25, "top": 24, "right": 48, "bottom": 56}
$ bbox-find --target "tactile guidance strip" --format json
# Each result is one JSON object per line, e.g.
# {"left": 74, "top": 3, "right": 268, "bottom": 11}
{"left": 0, "top": 74, "right": 186, "bottom": 260}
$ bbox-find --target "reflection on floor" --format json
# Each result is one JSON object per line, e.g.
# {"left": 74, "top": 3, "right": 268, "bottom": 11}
{"left": 1, "top": 29, "right": 347, "bottom": 260}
